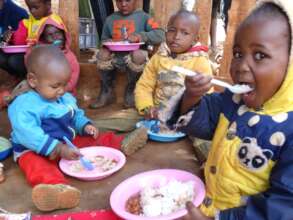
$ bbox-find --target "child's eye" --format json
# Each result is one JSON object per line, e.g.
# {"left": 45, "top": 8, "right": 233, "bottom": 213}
{"left": 233, "top": 51, "right": 242, "bottom": 59}
{"left": 254, "top": 52, "right": 266, "bottom": 60}
{"left": 167, "top": 28, "right": 175, "bottom": 33}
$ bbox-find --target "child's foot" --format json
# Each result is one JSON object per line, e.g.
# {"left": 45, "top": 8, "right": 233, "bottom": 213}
{"left": 0, "top": 163, "right": 4, "bottom": 183}
{"left": 121, "top": 127, "right": 148, "bottom": 156}
{"left": 32, "top": 184, "right": 81, "bottom": 211}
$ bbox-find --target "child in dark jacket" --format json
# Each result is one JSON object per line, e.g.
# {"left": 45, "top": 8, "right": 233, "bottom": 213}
{"left": 175, "top": 0, "right": 293, "bottom": 219}
{"left": 90, "top": 0, "right": 165, "bottom": 109}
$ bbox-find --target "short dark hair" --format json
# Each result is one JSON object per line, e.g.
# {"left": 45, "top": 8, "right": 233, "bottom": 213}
{"left": 168, "top": 10, "right": 200, "bottom": 28}
{"left": 26, "top": 45, "right": 69, "bottom": 74}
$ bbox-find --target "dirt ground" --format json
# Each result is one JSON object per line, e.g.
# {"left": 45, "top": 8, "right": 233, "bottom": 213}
{"left": 0, "top": 59, "right": 201, "bottom": 216}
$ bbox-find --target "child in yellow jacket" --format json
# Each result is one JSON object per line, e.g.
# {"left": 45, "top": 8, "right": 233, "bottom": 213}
{"left": 178, "top": 0, "right": 293, "bottom": 219}
{"left": 135, "top": 10, "right": 212, "bottom": 122}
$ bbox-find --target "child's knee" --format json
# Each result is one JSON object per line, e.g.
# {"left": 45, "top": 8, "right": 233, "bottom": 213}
{"left": 131, "top": 50, "right": 148, "bottom": 65}
{"left": 97, "top": 48, "right": 114, "bottom": 71}
{"left": 98, "top": 47, "right": 112, "bottom": 61}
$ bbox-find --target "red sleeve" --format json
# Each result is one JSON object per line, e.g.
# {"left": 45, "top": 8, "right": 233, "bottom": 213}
{"left": 11, "top": 20, "right": 28, "bottom": 45}
{"left": 64, "top": 51, "right": 80, "bottom": 93}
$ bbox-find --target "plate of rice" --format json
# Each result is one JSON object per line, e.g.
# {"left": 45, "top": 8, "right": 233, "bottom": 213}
{"left": 136, "top": 120, "right": 186, "bottom": 142}
{"left": 110, "top": 169, "right": 205, "bottom": 220}
{"left": 59, "top": 146, "right": 126, "bottom": 181}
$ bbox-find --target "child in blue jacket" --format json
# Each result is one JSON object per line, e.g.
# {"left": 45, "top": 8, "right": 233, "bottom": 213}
{"left": 176, "top": 0, "right": 293, "bottom": 219}
{"left": 8, "top": 45, "right": 147, "bottom": 212}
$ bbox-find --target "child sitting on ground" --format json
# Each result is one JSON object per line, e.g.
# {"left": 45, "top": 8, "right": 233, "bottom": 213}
{"left": 135, "top": 10, "right": 212, "bottom": 124}
{"left": 175, "top": 1, "right": 293, "bottom": 219}
{"left": 8, "top": 45, "right": 147, "bottom": 212}
{"left": 90, "top": 0, "right": 165, "bottom": 109}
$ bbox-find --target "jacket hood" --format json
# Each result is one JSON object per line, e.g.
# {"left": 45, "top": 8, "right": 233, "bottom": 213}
{"left": 251, "top": 0, "right": 293, "bottom": 114}
{"left": 35, "top": 14, "right": 71, "bottom": 51}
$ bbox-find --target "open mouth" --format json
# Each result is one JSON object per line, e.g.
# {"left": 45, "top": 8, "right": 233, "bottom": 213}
{"left": 238, "top": 82, "right": 255, "bottom": 95}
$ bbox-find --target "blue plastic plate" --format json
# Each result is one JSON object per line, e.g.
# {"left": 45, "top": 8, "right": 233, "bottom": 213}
{"left": 136, "top": 120, "right": 186, "bottom": 142}
{"left": 0, "top": 137, "right": 12, "bottom": 160}
{"left": 0, "top": 147, "right": 12, "bottom": 161}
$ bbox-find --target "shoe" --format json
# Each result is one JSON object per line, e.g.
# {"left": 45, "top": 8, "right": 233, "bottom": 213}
{"left": 121, "top": 127, "right": 148, "bottom": 156}
{"left": 89, "top": 88, "right": 116, "bottom": 109}
{"left": 32, "top": 184, "right": 81, "bottom": 211}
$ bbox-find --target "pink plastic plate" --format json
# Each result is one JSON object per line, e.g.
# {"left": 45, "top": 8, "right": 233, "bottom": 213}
{"left": 59, "top": 146, "right": 126, "bottom": 181}
{"left": 103, "top": 41, "right": 145, "bottom": 51}
{"left": 1, "top": 45, "right": 29, "bottom": 53}
{"left": 110, "top": 169, "right": 205, "bottom": 220}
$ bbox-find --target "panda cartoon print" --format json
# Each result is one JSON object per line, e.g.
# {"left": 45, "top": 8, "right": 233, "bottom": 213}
{"left": 237, "top": 137, "right": 274, "bottom": 171}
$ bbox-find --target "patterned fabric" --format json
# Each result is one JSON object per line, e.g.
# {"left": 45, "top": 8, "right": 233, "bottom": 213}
{"left": 175, "top": 0, "right": 293, "bottom": 218}
{"left": 101, "top": 10, "right": 164, "bottom": 45}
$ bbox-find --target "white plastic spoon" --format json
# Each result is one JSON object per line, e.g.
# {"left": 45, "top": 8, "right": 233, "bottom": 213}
{"left": 171, "top": 66, "right": 253, "bottom": 94}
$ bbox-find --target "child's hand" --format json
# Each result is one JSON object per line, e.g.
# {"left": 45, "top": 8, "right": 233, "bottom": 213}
{"left": 143, "top": 106, "right": 159, "bottom": 120}
{"left": 49, "top": 143, "right": 81, "bottom": 160}
{"left": 179, "top": 202, "right": 213, "bottom": 220}
{"left": 185, "top": 73, "right": 212, "bottom": 100}
{"left": 84, "top": 124, "right": 98, "bottom": 138}
{"left": 2, "top": 28, "right": 13, "bottom": 43}
{"left": 128, "top": 34, "right": 142, "bottom": 43}
{"left": 181, "top": 73, "right": 212, "bottom": 113}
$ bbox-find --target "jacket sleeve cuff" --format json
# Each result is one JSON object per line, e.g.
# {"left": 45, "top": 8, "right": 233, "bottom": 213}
{"left": 39, "top": 138, "right": 60, "bottom": 156}
{"left": 219, "top": 206, "right": 246, "bottom": 220}
{"left": 77, "top": 119, "right": 91, "bottom": 135}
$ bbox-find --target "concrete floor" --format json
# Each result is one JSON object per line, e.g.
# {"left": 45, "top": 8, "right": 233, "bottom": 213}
{"left": 0, "top": 62, "right": 201, "bottom": 216}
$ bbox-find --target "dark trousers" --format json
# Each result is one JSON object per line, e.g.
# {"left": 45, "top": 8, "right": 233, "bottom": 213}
{"left": 0, "top": 51, "right": 26, "bottom": 78}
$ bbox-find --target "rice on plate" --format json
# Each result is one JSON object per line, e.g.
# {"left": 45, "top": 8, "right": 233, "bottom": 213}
{"left": 126, "top": 180, "right": 195, "bottom": 217}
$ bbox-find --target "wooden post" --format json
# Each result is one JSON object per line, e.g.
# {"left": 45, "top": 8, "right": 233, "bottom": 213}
{"left": 219, "top": 0, "right": 256, "bottom": 80}
{"left": 194, "top": 0, "right": 213, "bottom": 46}
{"left": 58, "top": 0, "right": 80, "bottom": 59}
{"left": 153, "top": 0, "right": 181, "bottom": 29}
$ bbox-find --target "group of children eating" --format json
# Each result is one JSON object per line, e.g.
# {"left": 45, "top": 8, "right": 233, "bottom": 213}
{"left": 0, "top": 0, "right": 293, "bottom": 219}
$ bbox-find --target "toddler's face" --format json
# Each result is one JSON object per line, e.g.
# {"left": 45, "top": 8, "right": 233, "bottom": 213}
{"left": 41, "top": 25, "right": 65, "bottom": 49}
{"left": 166, "top": 16, "right": 198, "bottom": 54}
{"left": 25, "top": 0, "right": 50, "bottom": 20}
{"left": 33, "top": 65, "right": 70, "bottom": 101}
{"left": 116, "top": 0, "right": 136, "bottom": 15}
{"left": 230, "top": 17, "right": 289, "bottom": 109}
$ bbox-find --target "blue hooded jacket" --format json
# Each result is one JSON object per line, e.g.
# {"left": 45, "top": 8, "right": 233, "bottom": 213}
{"left": 0, "top": 0, "right": 28, "bottom": 34}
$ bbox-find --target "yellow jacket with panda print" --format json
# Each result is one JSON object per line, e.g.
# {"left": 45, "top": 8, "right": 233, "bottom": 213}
{"left": 176, "top": 0, "right": 293, "bottom": 219}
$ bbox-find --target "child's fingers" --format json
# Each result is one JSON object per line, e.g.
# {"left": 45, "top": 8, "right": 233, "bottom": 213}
{"left": 185, "top": 201, "right": 213, "bottom": 220}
